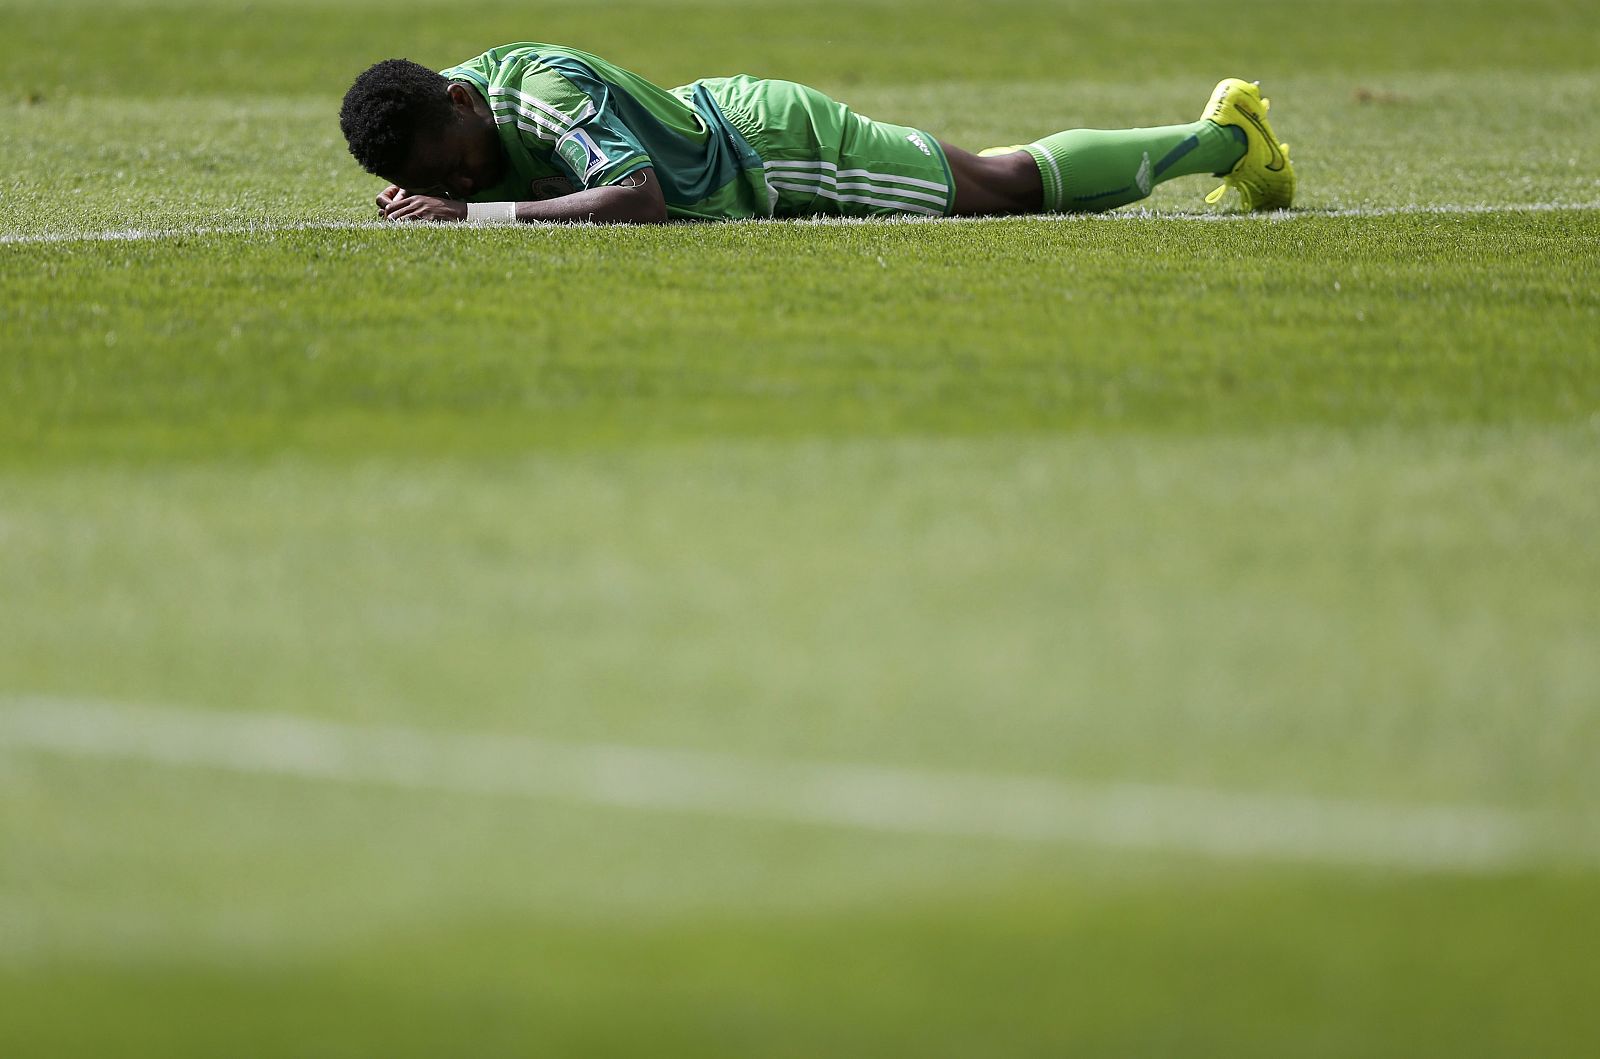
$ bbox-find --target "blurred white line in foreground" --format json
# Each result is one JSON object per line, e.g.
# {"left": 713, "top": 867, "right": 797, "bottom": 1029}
{"left": 0, "top": 697, "right": 1555, "bottom": 874}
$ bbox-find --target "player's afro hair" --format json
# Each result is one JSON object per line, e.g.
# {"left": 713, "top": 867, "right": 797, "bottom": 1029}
{"left": 339, "top": 58, "right": 457, "bottom": 176}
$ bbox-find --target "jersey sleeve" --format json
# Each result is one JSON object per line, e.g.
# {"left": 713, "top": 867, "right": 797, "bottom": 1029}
{"left": 501, "top": 61, "right": 652, "bottom": 190}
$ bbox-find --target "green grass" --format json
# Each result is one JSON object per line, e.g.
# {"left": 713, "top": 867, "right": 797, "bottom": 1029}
{"left": 3, "top": 0, "right": 1600, "bottom": 1055}
{"left": 12, "top": 864, "right": 1599, "bottom": 1057}
{"left": 5, "top": 212, "right": 1597, "bottom": 463}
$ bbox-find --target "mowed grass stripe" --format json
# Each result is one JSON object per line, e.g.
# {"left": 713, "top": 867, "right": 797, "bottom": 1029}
{"left": 4, "top": 201, "right": 1600, "bottom": 245}
{"left": 6, "top": 210, "right": 1595, "bottom": 465}
{"left": 0, "top": 698, "right": 1553, "bottom": 872}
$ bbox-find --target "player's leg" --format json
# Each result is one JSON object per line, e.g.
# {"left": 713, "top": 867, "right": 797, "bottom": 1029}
{"left": 1010, "top": 119, "right": 1247, "bottom": 213}
{"left": 949, "top": 78, "right": 1294, "bottom": 215}
{"left": 952, "top": 120, "right": 1246, "bottom": 215}
{"left": 811, "top": 92, "right": 1240, "bottom": 218}
{"left": 943, "top": 144, "right": 1043, "bottom": 215}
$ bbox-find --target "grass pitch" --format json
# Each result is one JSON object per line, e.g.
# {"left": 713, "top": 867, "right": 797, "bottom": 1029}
{"left": 3, "top": 1, "right": 1600, "bottom": 1055}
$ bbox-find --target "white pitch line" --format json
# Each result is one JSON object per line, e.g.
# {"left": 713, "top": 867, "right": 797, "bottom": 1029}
{"left": 2, "top": 201, "right": 1597, "bottom": 245}
{"left": 0, "top": 220, "right": 395, "bottom": 245}
{"left": 790, "top": 199, "right": 1600, "bottom": 225}
{"left": 0, "top": 697, "right": 1549, "bottom": 874}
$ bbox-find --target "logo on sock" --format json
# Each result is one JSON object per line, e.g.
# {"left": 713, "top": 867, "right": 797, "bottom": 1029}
{"left": 1136, "top": 152, "right": 1152, "bottom": 196}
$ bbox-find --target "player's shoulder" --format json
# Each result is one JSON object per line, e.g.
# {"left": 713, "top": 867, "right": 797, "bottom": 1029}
{"left": 444, "top": 43, "right": 601, "bottom": 134}
{"left": 443, "top": 43, "right": 589, "bottom": 84}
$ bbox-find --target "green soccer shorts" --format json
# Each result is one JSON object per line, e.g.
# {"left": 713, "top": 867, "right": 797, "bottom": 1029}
{"left": 692, "top": 75, "right": 956, "bottom": 218}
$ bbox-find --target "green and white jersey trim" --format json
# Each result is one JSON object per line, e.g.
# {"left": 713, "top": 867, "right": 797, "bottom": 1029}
{"left": 487, "top": 84, "right": 594, "bottom": 143}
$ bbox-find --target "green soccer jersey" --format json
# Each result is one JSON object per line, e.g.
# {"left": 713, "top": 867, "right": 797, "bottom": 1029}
{"left": 439, "top": 43, "right": 956, "bottom": 220}
{"left": 440, "top": 43, "right": 771, "bottom": 221}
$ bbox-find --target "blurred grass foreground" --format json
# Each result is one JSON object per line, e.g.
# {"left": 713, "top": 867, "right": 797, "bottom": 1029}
{"left": 2, "top": 0, "right": 1600, "bottom": 1055}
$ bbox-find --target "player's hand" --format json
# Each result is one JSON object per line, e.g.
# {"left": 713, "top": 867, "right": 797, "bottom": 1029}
{"left": 376, "top": 185, "right": 404, "bottom": 212}
{"left": 381, "top": 192, "right": 468, "bottom": 223}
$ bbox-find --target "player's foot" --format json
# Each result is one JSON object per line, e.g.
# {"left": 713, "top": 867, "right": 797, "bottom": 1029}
{"left": 1200, "top": 78, "right": 1295, "bottom": 211}
{"left": 977, "top": 145, "right": 1025, "bottom": 157}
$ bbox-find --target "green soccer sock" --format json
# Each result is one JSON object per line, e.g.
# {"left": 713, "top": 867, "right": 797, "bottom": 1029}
{"left": 1024, "top": 120, "right": 1246, "bottom": 212}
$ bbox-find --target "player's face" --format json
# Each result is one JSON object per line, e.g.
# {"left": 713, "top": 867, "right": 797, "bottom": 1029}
{"left": 389, "top": 92, "right": 507, "bottom": 200}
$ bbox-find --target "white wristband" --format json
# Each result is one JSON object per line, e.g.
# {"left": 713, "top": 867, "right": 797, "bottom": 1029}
{"left": 466, "top": 201, "right": 517, "bottom": 223}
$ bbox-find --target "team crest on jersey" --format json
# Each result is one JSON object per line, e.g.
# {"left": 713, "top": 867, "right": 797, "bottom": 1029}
{"left": 555, "top": 128, "right": 609, "bottom": 180}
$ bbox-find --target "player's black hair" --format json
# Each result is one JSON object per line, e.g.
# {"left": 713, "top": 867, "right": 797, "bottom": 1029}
{"left": 339, "top": 58, "right": 457, "bottom": 176}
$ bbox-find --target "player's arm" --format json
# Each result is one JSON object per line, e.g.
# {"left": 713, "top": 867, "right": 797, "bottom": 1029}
{"left": 379, "top": 168, "right": 668, "bottom": 225}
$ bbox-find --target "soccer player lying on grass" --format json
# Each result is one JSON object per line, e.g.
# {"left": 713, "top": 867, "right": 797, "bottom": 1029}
{"left": 339, "top": 44, "right": 1294, "bottom": 225}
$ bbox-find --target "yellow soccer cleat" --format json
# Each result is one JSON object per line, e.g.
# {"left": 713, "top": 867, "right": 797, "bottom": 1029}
{"left": 1201, "top": 78, "right": 1295, "bottom": 211}
{"left": 977, "top": 145, "right": 1025, "bottom": 157}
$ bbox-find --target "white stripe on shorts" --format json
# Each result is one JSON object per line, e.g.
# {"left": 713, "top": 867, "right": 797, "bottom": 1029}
{"left": 763, "top": 159, "right": 950, "bottom": 194}
{"left": 767, "top": 171, "right": 950, "bottom": 208}
{"left": 766, "top": 179, "right": 944, "bottom": 216}
{"left": 763, "top": 163, "right": 950, "bottom": 211}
